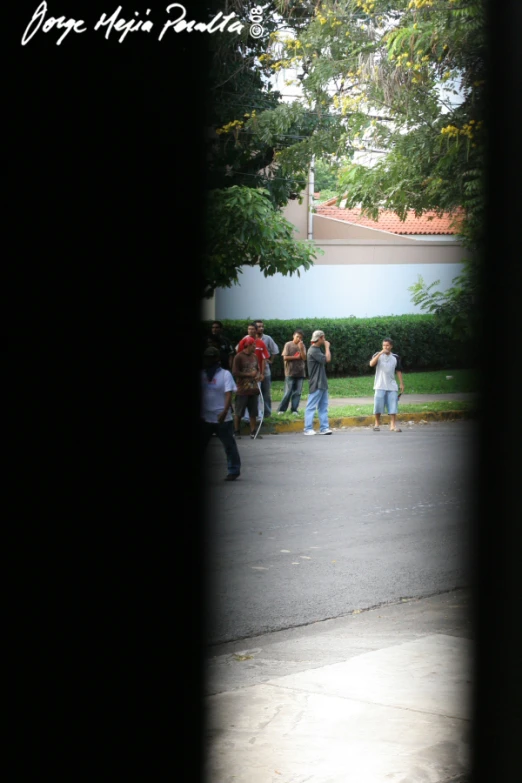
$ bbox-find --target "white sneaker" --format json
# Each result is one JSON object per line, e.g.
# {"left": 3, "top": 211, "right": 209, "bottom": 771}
{"left": 303, "top": 430, "right": 316, "bottom": 436}
{"left": 318, "top": 429, "right": 333, "bottom": 435}
{"left": 292, "top": 411, "right": 300, "bottom": 416}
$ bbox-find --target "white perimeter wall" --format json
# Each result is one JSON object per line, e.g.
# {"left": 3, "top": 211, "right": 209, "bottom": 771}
{"left": 215, "top": 262, "right": 465, "bottom": 320}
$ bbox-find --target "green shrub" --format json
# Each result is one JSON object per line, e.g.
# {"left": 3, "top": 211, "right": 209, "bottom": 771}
{"left": 201, "top": 315, "right": 471, "bottom": 379}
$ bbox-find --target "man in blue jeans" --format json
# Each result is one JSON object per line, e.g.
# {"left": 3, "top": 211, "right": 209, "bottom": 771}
{"left": 255, "top": 320, "right": 279, "bottom": 418}
{"left": 201, "top": 346, "right": 241, "bottom": 480}
{"left": 304, "top": 330, "right": 332, "bottom": 436}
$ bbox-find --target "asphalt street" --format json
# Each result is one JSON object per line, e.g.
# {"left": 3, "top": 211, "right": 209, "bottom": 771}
{"left": 203, "top": 421, "right": 476, "bottom": 646}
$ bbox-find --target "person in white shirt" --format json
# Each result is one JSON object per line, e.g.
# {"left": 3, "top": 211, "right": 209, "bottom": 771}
{"left": 369, "top": 338, "right": 405, "bottom": 432}
{"left": 201, "top": 347, "right": 241, "bottom": 481}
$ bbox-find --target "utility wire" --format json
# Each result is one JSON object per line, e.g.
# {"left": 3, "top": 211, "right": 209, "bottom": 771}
{"left": 213, "top": 170, "right": 309, "bottom": 184}
{"left": 212, "top": 164, "right": 386, "bottom": 184}
{"left": 214, "top": 131, "right": 387, "bottom": 152}
{"left": 214, "top": 96, "right": 394, "bottom": 122}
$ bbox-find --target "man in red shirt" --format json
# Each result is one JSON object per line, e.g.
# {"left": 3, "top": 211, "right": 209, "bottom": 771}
{"left": 236, "top": 322, "right": 269, "bottom": 376}
{"left": 232, "top": 337, "right": 264, "bottom": 439}
{"left": 236, "top": 323, "right": 269, "bottom": 420}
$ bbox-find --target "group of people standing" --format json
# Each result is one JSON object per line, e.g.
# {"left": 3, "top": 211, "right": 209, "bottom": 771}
{"left": 201, "top": 321, "right": 404, "bottom": 480}
{"left": 201, "top": 319, "right": 281, "bottom": 482}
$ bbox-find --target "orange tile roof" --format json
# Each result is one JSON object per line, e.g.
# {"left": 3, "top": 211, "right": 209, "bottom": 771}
{"left": 316, "top": 200, "right": 463, "bottom": 234}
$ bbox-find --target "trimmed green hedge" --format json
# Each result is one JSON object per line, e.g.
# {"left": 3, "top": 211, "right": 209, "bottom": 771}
{"left": 202, "top": 316, "right": 472, "bottom": 379}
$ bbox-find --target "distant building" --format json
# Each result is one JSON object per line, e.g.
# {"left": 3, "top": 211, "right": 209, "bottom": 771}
{"left": 204, "top": 181, "right": 468, "bottom": 321}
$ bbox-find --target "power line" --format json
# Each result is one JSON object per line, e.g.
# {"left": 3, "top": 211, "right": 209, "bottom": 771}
{"left": 211, "top": 158, "right": 385, "bottom": 185}
{"left": 214, "top": 129, "right": 387, "bottom": 152}
{"left": 217, "top": 130, "right": 334, "bottom": 141}
{"left": 213, "top": 169, "right": 309, "bottom": 185}
{"left": 214, "top": 96, "right": 394, "bottom": 122}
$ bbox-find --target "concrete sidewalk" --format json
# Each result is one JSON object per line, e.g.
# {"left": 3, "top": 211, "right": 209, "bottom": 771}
{"left": 238, "top": 393, "right": 478, "bottom": 434}
{"left": 204, "top": 589, "right": 473, "bottom": 783}
{"left": 320, "top": 392, "right": 477, "bottom": 408}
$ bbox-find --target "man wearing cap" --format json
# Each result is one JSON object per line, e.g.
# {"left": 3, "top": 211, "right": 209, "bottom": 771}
{"left": 201, "top": 346, "right": 241, "bottom": 481}
{"left": 232, "top": 337, "right": 264, "bottom": 439}
{"left": 303, "top": 330, "right": 332, "bottom": 436}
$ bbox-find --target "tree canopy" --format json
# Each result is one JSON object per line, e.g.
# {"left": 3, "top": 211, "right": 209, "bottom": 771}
{"left": 206, "top": 1, "right": 317, "bottom": 208}
{"left": 200, "top": 1, "right": 322, "bottom": 297}
{"left": 203, "top": 186, "right": 319, "bottom": 298}
{"left": 229, "top": 0, "right": 486, "bottom": 336}
{"left": 243, "top": 0, "right": 485, "bottom": 245}
{"left": 203, "top": 0, "right": 486, "bottom": 336}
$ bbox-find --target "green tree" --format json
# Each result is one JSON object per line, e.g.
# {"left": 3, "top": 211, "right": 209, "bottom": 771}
{"left": 203, "top": 186, "right": 321, "bottom": 298}
{"left": 408, "top": 262, "right": 479, "bottom": 343}
{"left": 206, "top": 1, "right": 320, "bottom": 207}
{"left": 242, "top": 0, "right": 486, "bottom": 337}
{"left": 200, "top": 2, "right": 322, "bottom": 296}
{"left": 314, "top": 158, "right": 343, "bottom": 191}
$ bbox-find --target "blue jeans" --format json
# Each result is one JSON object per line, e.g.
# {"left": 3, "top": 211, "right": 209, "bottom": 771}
{"left": 259, "top": 366, "right": 273, "bottom": 418}
{"left": 278, "top": 376, "right": 304, "bottom": 413}
{"left": 201, "top": 419, "right": 241, "bottom": 476}
{"left": 373, "top": 389, "right": 398, "bottom": 415}
{"left": 304, "top": 388, "right": 329, "bottom": 432}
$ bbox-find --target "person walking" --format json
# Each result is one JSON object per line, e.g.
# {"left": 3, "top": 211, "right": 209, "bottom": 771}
{"left": 201, "top": 346, "right": 241, "bottom": 481}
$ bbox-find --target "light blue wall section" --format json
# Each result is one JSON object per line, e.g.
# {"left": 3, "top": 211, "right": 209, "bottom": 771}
{"left": 215, "top": 263, "right": 464, "bottom": 320}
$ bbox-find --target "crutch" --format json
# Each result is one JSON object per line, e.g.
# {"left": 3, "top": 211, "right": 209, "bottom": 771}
{"left": 252, "top": 382, "right": 264, "bottom": 440}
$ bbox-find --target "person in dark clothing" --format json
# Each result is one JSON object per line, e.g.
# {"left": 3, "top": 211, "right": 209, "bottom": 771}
{"left": 210, "top": 320, "right": 235, "bottom": 371}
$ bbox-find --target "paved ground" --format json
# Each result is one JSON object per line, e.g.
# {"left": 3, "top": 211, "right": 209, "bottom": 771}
{"left": 203, "top": 419, "right": 475, "bottom": 782}
{"left": 205, "top": 589, "right": 473, "bottom": 783}
{"left": 203, "top": 421, "right": 475, "bottom": 645}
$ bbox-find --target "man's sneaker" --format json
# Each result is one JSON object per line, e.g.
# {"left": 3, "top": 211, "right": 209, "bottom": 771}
{"left": 224, "top": 473, "right": 240, "bottom": 481}
{"left": 303, "top": 430, "right": 316, "bottom": 436}
{"left": 292, "top": 411, "right": 300, "bottom": 416}
{"left": 318, "top": 429, "right": 333, "bottom": 435}
{"left": 277, "top": 411, "right": 285, "bottom": 415}
{"left": 234, "top": 431, "right": 241, "bottom": 439}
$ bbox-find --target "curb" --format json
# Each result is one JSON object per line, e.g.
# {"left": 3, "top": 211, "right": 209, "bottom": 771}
{"left": 238, "top": 409, "right": 476, "bottom": 435}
